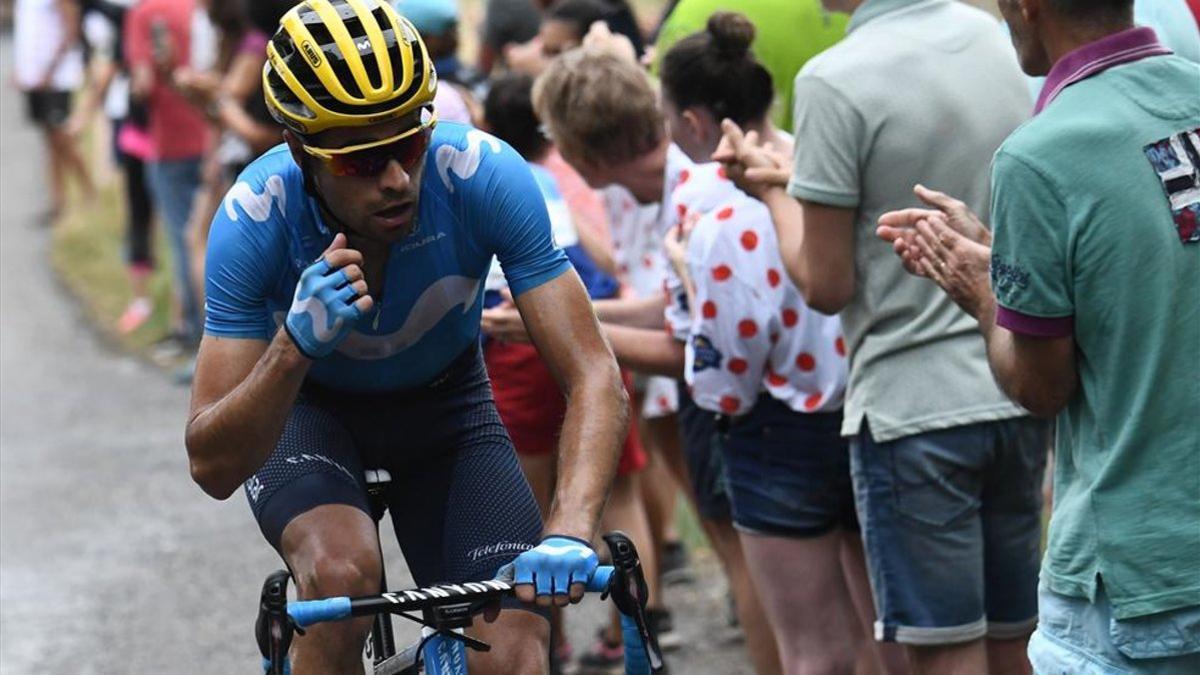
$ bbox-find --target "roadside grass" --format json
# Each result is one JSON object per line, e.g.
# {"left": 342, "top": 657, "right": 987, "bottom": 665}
{"left": 675, "top": 496, "right": 709, "bottom": 552}
{"left": 50, "top": 165, "right": 176, "bottom": 352}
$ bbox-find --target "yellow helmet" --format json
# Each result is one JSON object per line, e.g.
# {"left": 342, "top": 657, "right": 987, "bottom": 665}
{"left": 264, "top": 0, "right": 437, "bottom": 135}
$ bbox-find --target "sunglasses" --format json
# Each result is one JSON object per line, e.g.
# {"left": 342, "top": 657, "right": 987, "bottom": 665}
{"left": 302, "top": 111, "right": 438, "bottom": 178}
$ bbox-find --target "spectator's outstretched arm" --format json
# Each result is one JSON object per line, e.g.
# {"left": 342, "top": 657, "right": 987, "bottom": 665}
{"left": 602, "top": 322, "right": 685, "bottom": 377}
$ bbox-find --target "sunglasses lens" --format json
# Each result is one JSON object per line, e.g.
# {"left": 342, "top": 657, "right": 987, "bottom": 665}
{"left": 325, "top": 128, "right": 431, "bottom": 178}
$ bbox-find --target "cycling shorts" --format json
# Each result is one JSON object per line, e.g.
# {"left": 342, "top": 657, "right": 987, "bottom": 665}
{"left": 244, "top": 346, "right": 544, "bottom": 588}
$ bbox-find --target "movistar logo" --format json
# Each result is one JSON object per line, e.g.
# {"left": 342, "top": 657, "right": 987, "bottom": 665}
{"left": 301, "top": 40, "right": 322, "bottom": 67}
{"left": 357, "top": 39, "right": 370, "bottom": 52}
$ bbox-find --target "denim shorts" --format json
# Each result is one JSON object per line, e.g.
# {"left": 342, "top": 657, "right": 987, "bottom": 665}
{"left": 850, "top": 417, "right": 1049, "bottom": 644}
{"left": 721, "top": 394, "right": 856, "bottom": 538}
{"left": 675, "top": 382, "right": 732, "bottom": 521}
{"left": 1029, "top": 583, "right": 1200, "bottom": 674}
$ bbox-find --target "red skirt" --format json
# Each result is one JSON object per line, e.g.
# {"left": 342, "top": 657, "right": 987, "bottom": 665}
{"left": 484, "top": 341, "right": 646, "bottom": 476}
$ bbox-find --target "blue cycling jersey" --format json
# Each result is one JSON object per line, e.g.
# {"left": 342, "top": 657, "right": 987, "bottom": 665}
{"left": 204, "top": 122, "right": 571, "bottom": 391}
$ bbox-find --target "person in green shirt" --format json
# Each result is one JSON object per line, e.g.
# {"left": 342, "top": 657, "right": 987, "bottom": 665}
{"left": 652, "top": 0, "right": 847, "bottom": 132}
{"left": 876, "top": 0, "right": 1200, "bottom": 670}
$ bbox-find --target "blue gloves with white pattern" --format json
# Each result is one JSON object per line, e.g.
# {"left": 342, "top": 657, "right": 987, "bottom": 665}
{"left": 512, "top": 535, "right": 599, "bottom": 602}
{"left": 284, "top": 235, "right": 367, "bottom": 359}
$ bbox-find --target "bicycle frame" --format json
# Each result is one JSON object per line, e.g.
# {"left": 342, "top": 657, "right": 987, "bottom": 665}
{"left": 257, "top": 532, "right": 664, "bottom": 675}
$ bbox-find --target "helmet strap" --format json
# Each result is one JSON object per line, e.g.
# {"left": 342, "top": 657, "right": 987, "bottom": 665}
{"left": 298, "top": 155, "right": 356, "bottom": 238}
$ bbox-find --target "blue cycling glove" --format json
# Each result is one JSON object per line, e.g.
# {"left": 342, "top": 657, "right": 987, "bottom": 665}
{"left": 512, "top": 535, "right": 599, "bottom": 597}
{"left": 284, "top": 257, "right": 363, "bottom": 359}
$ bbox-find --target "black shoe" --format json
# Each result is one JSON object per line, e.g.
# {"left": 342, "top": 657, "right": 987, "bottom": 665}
{"left": 576, "top": 630, "right": 623, "bottom": 675}
{"left": 659, "top": 541, "right": 694, "bottom": 586}
{"left": 647, "top": 607, "right": 683, "bottom": 652}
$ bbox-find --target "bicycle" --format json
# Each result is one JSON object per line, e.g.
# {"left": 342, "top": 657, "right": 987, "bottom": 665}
{"left": 256, "top": 470, "right": 665, "bottom": 674}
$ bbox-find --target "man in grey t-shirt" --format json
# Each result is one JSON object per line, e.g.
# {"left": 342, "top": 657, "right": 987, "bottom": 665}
{"left": 717, "top": 0, "right": 1048, "bottom": 672}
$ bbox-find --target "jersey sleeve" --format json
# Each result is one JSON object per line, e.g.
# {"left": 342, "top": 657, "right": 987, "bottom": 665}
{"left": 469, "top": 140, "right": 572, "bottom": 297}
{"left": 687, "top": 213, "right": 776, "bottom": 416}
{"left": 989, "top": 149, "right": 1075, "bottom": 337}
{"left": 788, "top": 75, "right": 865, "bottom": 209}
{"left": 203, "top": 177, "right": 288, "bottom": 340}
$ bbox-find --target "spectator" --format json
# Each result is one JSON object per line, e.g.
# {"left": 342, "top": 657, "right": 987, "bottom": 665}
{"left": 71, "top": 0, "right": 158, "bottom": 334}
{"left": 513, "top": 46, "right": 784, "bottom": 675}
{"left": 504, "top": 0, "right": 697, "bottom": 622}
{"left": 173, "top": 0, "right": 288, "bottom": 374}
{"left": 656, "top": 14, "right": 873, "bottom": 675}
{"left": 506, "top": 0, "right": 642, "bottom": 76}
{"left": 478, "top": 0, "right": 541, "bottom": 74}
{"left": 538, "top": 0, "right": 644, "bottom": 56}
{"left": 1004, "top": 0, "right": 1200, "bottom": 101}
{"left": 392, "top": 0, "right": 478, "bottom": 124}
{"left": 652, "top": 0, "right": 847, "bottom": 133}
{"left": 876, "top": 0, "right": 1200, "bottom": 671}
{"left": 14, "top": 0, "right": 94, "bottom": 223}
{"left": 126, "top": 0, "right": 211, "bottom": 346}
{"left": 481, "top": 72, "right": 667, "bottom": 674}
{"left": 716, "top": 0, "right": 1049, "bottom": 672}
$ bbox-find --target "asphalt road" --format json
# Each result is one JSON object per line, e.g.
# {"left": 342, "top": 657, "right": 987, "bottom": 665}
{"left": 0, "top": 40, "right": 750, "bottom": 675}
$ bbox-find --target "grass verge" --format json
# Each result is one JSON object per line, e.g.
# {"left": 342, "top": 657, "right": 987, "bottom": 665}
{"left": 49, "top": 171, "right": 176, "bottom": 353}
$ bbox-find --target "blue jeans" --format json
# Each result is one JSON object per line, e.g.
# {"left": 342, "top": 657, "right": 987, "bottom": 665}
{"left": 850, "top": 418, "right": 1048, "bottom": 644}
{"left": 1029, "top": 583, "right": 1200, "bottom": 674}
{"left": 146, "top": 158, "right": 202, "bottom": 341}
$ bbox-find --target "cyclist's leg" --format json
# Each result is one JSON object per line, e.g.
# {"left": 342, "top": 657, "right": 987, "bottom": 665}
{"left": 385, "top": 355, "right": 548, "bottom": 674}
{"left": 281, "top": 505, "right": 381, "bottom": 675}
{"left": 388, "top": 446, "right": 550, "bottom": 675}
{"left": 244, "top": 402, "right": 377, "bottom": 675}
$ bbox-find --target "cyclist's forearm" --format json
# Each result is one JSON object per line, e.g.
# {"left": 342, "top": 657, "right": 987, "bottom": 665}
{"left": 592, "top": 295, "right": 667, "bottom": 329}
{"left": 186, "top": 330, "right": 310, "bottom": 499}
{"left": 546, "top": 363, "right": 629, "bottom": 539}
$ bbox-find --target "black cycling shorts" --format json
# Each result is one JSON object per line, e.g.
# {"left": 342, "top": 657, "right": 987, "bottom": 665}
{"left": 244, "top": 346, "right": 544, "bottom": 588}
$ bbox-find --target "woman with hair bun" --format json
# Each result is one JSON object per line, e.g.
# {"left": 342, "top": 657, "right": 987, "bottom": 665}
{"left": 657, "top": 12, "right": 902, "bottom": 675}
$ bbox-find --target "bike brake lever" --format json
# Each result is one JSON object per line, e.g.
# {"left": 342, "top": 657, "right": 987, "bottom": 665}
{"left": 601, "top": 532, "right": 665, "bottom": 672}
{"left": 257, "top": 570, "right": 300, "bottom": 675}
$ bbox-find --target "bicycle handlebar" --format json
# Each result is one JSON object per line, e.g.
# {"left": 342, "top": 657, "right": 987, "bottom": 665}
{"left": 286, "top": 565, "right": 615, "bottom": 628}
{"left": 257, "top": 531, "right": 662, "bottom": 674}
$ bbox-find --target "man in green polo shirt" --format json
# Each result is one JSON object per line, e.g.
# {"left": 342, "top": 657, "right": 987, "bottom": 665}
{"left": 652, "top": 0, "right": 847, "bottom": 132}
{"left": 877, "top": 0, "right": 1200, "bottom": 670}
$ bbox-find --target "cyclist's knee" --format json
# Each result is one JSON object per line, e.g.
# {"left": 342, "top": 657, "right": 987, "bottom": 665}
{"left": 295, "top": 551, "right": 381, "bottom": 600}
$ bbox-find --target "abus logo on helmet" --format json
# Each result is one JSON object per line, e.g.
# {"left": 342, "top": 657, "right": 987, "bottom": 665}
{"left": 301, "top": 40, "right": 322, "bottom": 68}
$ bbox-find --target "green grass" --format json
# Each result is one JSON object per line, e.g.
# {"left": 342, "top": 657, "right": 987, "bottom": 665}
{"left": 675, "top": 496, "right": 710, "bottom": 552}
{"left": 50, "top": 164, "right": 176, "bottom": 353}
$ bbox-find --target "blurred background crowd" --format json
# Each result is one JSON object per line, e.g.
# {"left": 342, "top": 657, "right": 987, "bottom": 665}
{"left": 3, "top": 0, "right": 1198, "bottom": 673}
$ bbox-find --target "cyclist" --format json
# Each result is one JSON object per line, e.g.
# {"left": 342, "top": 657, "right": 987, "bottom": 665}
{"left": 183, "top": 1, "right": 628, "bottom": 673}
